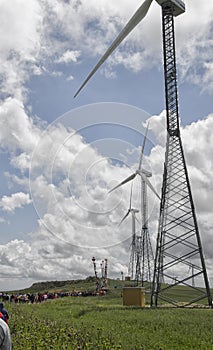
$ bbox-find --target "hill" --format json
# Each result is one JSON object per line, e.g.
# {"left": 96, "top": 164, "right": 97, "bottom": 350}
{"left": 8, "top": 276, "right": 132, "bottom": 294}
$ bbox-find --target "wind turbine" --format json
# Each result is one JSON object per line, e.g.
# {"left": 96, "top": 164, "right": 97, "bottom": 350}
{"left": 116, "top": 124, "right": 157, "bottom": 286}
{"left": 140, "top": 165, "right": 155, "bottom": 289}
{"left": 119, "top": 184, "right": 139, "bottom": 280}
{"left": 75, "top": 0, "right": 212, "bottom": 308}
{"left": 109, "top": 122, "right": 160, "bottom": 201}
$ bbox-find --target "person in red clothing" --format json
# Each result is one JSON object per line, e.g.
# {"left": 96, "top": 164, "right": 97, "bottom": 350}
{"left": 0, "top": 304, "right": 8, "bottom": 325}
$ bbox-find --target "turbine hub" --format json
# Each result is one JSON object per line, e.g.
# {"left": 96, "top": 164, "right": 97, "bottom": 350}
{"left": 136, "top": 169, "right": 152, "bottom": 177}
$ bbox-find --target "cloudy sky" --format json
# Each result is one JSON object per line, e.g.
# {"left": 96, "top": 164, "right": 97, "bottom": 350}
{"left": 0, "top": 0, "right": 213, "bottom": 291}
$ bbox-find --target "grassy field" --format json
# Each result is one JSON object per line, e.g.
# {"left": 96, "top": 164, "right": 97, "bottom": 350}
{"left": 5, "top": 280, "right": 213, "bottom": 350}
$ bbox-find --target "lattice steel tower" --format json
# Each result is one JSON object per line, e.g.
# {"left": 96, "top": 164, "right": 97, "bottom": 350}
{"left": 151, "top": 1, "right": 212, "bottom": 307}
{"left": 116, "top": 184, "right": 140, "bottom": 281}
{"left": 128, "top": 209, "right": 138, "bottom": 280}
{"left": 140, "top": 173, "right": 154, "bottom": 289}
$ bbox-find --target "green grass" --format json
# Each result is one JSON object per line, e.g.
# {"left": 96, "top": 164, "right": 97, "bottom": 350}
{"left": 7, "top": 294, "right": 213, "bottom": 349}
{"left": 5, "top": 278, "right": 213, "bottom": 349}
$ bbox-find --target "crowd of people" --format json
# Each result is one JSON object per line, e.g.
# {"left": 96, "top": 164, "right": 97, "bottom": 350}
{"left": 0, "top": 289, "right": 106, "bottom": 305}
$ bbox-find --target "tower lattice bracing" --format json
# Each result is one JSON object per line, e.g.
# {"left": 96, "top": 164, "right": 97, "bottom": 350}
{"left": 151, "top": 1, "right": 212, "bottom": 307}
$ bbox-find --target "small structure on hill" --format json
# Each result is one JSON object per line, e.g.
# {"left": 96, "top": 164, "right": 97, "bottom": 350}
{"left": 92, "top": 257, "right": 108, "bottom": 292}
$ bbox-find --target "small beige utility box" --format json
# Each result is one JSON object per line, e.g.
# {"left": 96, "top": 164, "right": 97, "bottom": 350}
{"left": 123, "top": 287, "right": 145, "bottom": 307}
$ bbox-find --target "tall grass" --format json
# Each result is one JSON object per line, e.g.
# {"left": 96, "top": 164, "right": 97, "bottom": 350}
{"left": 7, "top": 294, "right": 213, "bottom": 349}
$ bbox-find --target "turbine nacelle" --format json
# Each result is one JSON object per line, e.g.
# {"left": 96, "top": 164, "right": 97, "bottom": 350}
{"left": 136, "top": 169, "right": 152, "bottom": 178}
{"left": 156, "top": 0, "right": 185, "bottom": 16}
{"left": 130, "top": 208, "right": 139, "bottom": 214}
{"left": 119, "top": 207, "right": 140, "bottom": 226}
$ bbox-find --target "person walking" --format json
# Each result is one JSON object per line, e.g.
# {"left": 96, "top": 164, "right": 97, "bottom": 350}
{"left": 0, "top": 318, "right": 11, "bottom": 350}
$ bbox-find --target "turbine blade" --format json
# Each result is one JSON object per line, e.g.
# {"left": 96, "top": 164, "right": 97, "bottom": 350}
{"left": 74, "top": 0, "right": 153, "bottom": 97}
{"left": 119, "top": 210, "right": 130, "bottom": 226}
{"left": 108, "top": 173, "right": 136, "bottom": 193}
{"left": 129, "top": 182, "right": 133, "bottom": 209}
{"left": 138, "top": 121, "right": 149, "bottom": 170}
{"left": 140, "top": 172, "right": 161, "bottom": 200}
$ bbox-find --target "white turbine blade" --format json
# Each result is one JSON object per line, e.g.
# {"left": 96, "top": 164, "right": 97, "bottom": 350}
{"left": 74, "top": 0, "right": 153, "bottom": 97}
{"left": 108, "top": 173, "right": 136, "bottom": 193}
{"left": 140, "top": 172, "right": 161, "bottom": 200}
{"left": 129, "top": 182, "right": 133, "bottom": 209}
{"left": 119, "top": 210, "right": 130, "bottom": 226}
{"left": 138, "top": 121, "right": 149, "bottom": 170}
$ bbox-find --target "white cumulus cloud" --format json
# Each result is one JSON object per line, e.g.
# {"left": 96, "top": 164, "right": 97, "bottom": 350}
{"left": 57, "top": 50, "right": 81, "bottom": 64}
{"left": 0, "top": 193, "right": 31, "bottom": 213}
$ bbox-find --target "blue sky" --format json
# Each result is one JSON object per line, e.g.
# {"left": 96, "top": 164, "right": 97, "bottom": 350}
{"left": 0, "top": 0, "right": 213, "bottom": 290}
